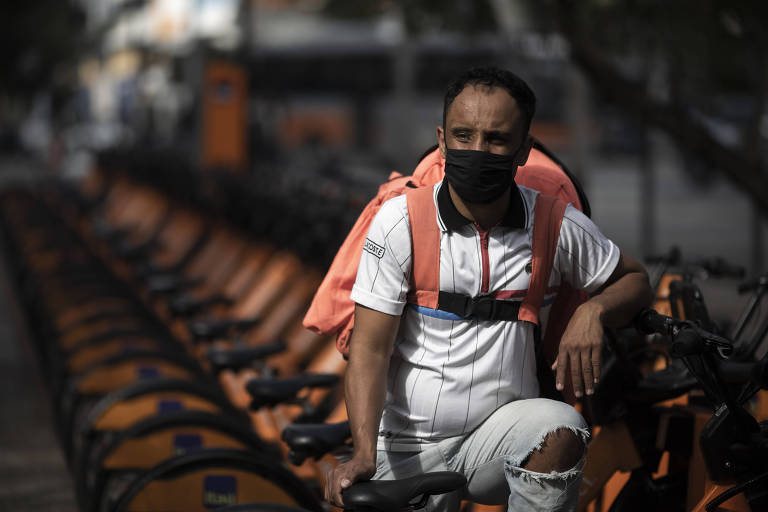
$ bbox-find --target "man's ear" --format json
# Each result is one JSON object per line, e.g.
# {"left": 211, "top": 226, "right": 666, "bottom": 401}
{"left": 437, "top": 126, "right": 446, "bottom": 158}
{"left": 514, "top": 135, "right": 534, "bottom": 167}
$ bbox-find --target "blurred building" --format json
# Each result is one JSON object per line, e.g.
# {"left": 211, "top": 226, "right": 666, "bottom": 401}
{"left": 68, "top": 1, "right": 578, "bottom": 182}
{"left": 8, "top": 0, "right": 765, "bottom": 279}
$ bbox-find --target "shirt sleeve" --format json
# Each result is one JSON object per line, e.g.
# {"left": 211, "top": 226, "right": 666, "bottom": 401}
{"left": 555, "top": 204, "right": 620, "bottom": 294}
{"left": 350, "top": 195, "right": 413, "bottom": 315}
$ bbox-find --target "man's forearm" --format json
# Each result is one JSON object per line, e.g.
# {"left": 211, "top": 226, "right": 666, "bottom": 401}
{"left": 585, "top": 269, "right": 653, "bottom": 328}
{"left": 345, "top": 346, "right": 390, "bottom": 462}
{"left": 344, "top": 304, "right": 400, "bottom": 463}
{"left": 587, "top": 253, "right": 653, "bottom": 328}
{"left": 326, "top": 305, "right": 399, "bottom": 506}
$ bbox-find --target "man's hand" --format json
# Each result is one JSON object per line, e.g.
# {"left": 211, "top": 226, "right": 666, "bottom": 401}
{"left": 325, "top": 456, "right": 376, "bottom": 508}
{"left": 552, "top": 301, "right": 604, "bottom": 397}
{"left": 552, "top": 252, "right": 653, "bottom": 398}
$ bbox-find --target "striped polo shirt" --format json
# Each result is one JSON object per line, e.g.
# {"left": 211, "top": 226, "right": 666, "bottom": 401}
{"left": 350, "top": 181, "right": 619, "bottom": 451}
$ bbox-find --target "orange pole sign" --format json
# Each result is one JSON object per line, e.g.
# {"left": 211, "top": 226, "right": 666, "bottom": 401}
{"left": 201, "top": 60, "right": 248, "bottom": 172}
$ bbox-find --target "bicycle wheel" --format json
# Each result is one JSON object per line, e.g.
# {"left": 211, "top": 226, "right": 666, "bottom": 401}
{"left": 111, "top": 449, "right": 324, "bottom": 512}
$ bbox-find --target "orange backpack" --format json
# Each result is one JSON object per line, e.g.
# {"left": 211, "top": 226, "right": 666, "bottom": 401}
{"left": 303, "top": 142, "right": 589, "bottom": 377}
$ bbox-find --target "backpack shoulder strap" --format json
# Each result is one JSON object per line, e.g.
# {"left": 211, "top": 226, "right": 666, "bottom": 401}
{"left": 405, "top": 186, "right": 440, "bottom": 309}
{"left": 518, "top": 194, "right": 568, "bottom": 324}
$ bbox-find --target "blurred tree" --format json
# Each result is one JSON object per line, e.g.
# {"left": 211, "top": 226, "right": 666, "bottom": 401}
{"left": 0, "top": 0, "right": 85, "bottom": 98}
{"left": 533, "top": 0, "right": 768, "bottom": 211}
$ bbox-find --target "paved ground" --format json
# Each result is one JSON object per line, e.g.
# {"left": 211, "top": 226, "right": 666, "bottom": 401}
{"left": 0, "top": 157, "right": 78, "bottom": 511}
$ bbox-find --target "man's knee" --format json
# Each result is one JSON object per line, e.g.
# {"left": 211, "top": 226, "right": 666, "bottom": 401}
{"left": 522, "top": 427, "right": 585, "bottom": 473}
{"left": 520, "top": 401, "right": 588, "bottom": 473}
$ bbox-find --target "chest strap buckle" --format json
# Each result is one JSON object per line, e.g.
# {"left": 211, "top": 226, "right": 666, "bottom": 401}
{"left": 437, "top": 291, "right": 521, "bottom": 321}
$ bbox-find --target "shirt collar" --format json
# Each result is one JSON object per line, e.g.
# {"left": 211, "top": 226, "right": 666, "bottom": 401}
{"left": 437, "top": 180, "right": 527, "bottom": 232}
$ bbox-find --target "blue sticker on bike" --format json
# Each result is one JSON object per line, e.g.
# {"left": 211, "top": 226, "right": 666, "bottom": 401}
{"left": 173, "top": 433, "right": 202, "bottom": 456}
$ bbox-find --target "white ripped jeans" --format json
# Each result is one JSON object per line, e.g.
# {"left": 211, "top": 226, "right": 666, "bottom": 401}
{"left": 373, "top": 398, "right": 589, "bottom": 511}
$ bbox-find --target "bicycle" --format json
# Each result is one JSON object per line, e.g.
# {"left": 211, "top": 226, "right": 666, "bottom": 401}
{"left": 629, "top": 308, "right": 768, "bottom": 511}
{"left": 579, "top": 251, "right": 754, "bottom": 511}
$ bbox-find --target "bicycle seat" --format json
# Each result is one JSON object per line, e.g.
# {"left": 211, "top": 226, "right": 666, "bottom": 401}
{"left": 134, "top": 261, "right": 169, "bottom": 278}
{"left": 92, "top": 220, "right": 130, "bottom": 242}
{"left": 208, "top": 341, "right": 286, "bottom": 373}
{"left": 245, "top": 373, "right": 339, "bottom": 409}
{"left": 146, "top": 274, "right": 202, "bottom": 295}
{"left": 281, "top": 421, "right": 350, "bottom": 465}
{"left": 342, "top": 472, "right": 467, "bottom": 511}
{"left": 626, "top": 360, "right": 698, "bottom": 404}
{"left": 115, "top": 237, "right": 159, "bottom": 260}
{"left": 187, "top": 316, "right": 261, "bottom": 341}
{"left": 169, "top": 294, "right": 234, "bottom": 316}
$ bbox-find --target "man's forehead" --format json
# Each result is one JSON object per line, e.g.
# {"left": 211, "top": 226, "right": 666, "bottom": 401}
{"left": 446, "top": 84, "right": 522, "bottom": 128}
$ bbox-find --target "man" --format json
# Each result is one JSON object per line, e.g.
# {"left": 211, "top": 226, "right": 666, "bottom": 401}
{"left": 326, "top": 66, "right": 652, "bottom": 511}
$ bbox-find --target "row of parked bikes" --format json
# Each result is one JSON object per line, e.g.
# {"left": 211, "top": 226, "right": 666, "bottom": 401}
{"left": 0, "top": 155, "right": 766, "bottom": 511}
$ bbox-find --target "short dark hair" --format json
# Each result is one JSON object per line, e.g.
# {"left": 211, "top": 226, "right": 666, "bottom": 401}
{"left": 443, "top": 66, "right": 536, "bottom": 133}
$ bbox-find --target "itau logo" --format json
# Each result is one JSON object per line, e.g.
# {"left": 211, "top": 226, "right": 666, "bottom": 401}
{"left": 203, "top": 475, "right": 237, "bottom": 508}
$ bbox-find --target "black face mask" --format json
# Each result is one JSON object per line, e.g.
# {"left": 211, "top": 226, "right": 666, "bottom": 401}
{"left": 444, "top": 149, "right": 517, "bottom": 204}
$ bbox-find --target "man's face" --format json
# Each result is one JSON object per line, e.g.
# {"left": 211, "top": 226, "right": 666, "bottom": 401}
{"left": 438, "top": 84, "right": 530, "bottom": 160}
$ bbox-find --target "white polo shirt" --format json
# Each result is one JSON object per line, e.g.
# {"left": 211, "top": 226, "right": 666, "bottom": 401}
{"left": 350, "top": 181, "right": 619, "bottom": 451}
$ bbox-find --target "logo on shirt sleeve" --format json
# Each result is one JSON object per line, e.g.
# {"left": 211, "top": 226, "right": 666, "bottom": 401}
{"left": 364, "top": 238, "right": 385, "bottom": 259}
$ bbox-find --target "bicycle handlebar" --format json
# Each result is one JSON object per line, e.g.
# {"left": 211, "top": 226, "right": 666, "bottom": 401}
{"left": 634, "top": 309, "right": 733, "bottom": 358}
{"left": 634, "top": 308, "right": 676, "bottom": 336}
{"left": 697, "top": 258, "right": 746, "bottom": 280}
{"left": 644, "top": 246, "right": 681, "bottom": 266}
{"left": 634, "top": 309, "right": 768, "bottom": 392}
{"left": 643, "top": 248, "right": 745, "bottom": 280}
{"left": 737, "top": 274, "right": 768, "bottom": 294}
